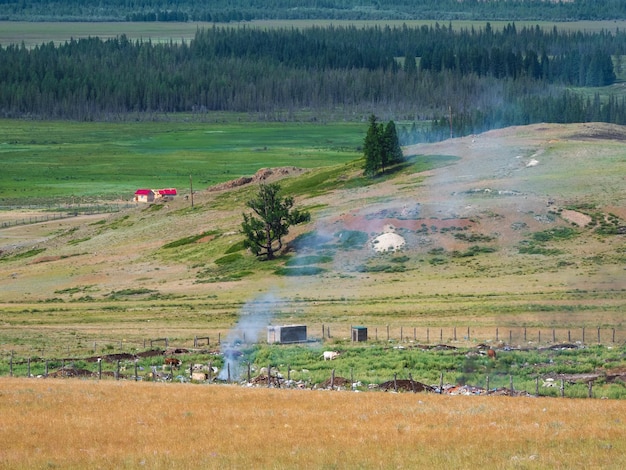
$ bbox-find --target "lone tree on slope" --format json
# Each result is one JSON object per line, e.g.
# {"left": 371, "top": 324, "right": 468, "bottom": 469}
{"left": 241, "top": 183, "right": 310, "bottom": 260}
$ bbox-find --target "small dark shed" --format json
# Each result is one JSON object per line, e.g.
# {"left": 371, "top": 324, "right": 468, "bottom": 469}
{"left": 267, "top": 325, "right": 307, "bottom": 344}
{"left": 352, "top": 326, "right": 368, "bottom": 342}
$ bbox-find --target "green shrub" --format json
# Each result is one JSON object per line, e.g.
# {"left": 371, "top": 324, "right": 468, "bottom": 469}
{"left": 161, "top": 230, "right": 219, "bottom": 249}
{"left": 285, "top": 255, "right": 333, "bottom": 266}
{"left": 215, "top": 253, "right": 244, "bottom": 265}
{"left": 224, "top": 240, "right": 246, "bottom": 254}
{"left": 335, "top": 230, "right": 368, "bottom": 250}
{"left": 1, "top": 248, "right": 46, "bottom": 262}
{"left": 274, "top": 266, "right": 327, "bottom": 276}
{"left": 531, "top": 227, "right": 577, "bottom": 242}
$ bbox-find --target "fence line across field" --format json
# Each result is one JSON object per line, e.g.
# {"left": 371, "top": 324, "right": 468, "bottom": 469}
{"left": 0, "top": 203, "right": 132, "bottom": 228}
{"left": 1, "top": 352, "right": 604, "bottom": 399}
{"left": 333, "top": 324, "right": 623, "bottom": 346}
{"left": 2, "top": 324, "right": 624, "bottom": 363}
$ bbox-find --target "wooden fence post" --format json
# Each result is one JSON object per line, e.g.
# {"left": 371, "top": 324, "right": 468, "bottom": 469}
{"left": 509, "top": 330, "right": 512, "bottom": 344}
{"left": 27, "top": 358, "right": 31, "bottom": 378}
{"left": 267, "top": 363, "right": 271, "bottom": 387}
{"left": 582, "top": 327, "right": 585, "bottom": 344}
{"left": 568, "top": 330, "right": 571, "bottom": 342}
{"left": 496, "top": 328, "right": 499, "bottom": 342}
{"left": 427, "top": 328, "right": 430, "bottom": 343}
{"left": 453, "top": 327, "right": 457, "bottom": 341}
{"left": 560, "top": 379, "right": 565, "bottom": 398}
{"left": 117, "top": 360, "right": 120, "bottom": 380}
{"left": 509, "top": 375, "right": 514, "bottom": 392}
{"left": 98, "top": 358, "right": 102, "bottom": 380}
{"left": 409, "top": 373, "right": 415, "bottom": 393}
{"left": 552, "top": 329, "right": 556, "bottom": 343}
{"left": 467, "top": 326, "right": 470, "bottom": 341}
{"left": 613, "top": 328, "right": 616, "bottom": 343}
{"left": 10, "top": 351, "right": 13, "bottom": 377}
{"left": 535, "top": 376, "right": 539, "bottom": 397}
{"left": 524, "top": 327, "right": 527, "bottom": 342}
{"left": 135, "top": 360, "right": 139, "bottom": 381}
{"left": 597, "top": 327, "right": 601, "bottom": 344}
{"left": 227, "top": 363, "right": 231, "bottom": 383}
{"left": 331, "top": 369, "right": 335, "bottom": 390}
{"left": 486, "top": 375, "right": 490, "bottom": 394}
{"left": 588, "top": 381, "right": 593, "bottom": 398}
{"left": 394, "top": 373, "right": 398, "bottom": 393}
{"left": 400, "top": 327, "right": 403, "bottom": 342}
{"left": 439, "top": 372, "right": 443, "bottom": 394}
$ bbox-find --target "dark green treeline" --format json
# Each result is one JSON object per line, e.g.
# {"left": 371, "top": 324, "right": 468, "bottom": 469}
{"left": 2, "top": 24, "right": 626, "bottom": 142}
{"left": 2, "top": 0, "right": 626, "bottom": 22}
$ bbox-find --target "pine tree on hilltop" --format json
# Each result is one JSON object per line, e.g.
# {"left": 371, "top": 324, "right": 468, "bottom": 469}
{"left": 363, "top": 114, "right": 403, "bottom": 177}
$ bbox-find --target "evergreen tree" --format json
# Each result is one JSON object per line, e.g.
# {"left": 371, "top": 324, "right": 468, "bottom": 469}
{"left": 363, "top": 115, "right": 404, "bottom": 177}
{"left": 241, "top": 183, "right": 310, "bottom": 261}
{"left": 363, "top": 114, "right": 384, "bottom": 177}
{"left": 383, "top": 120, "right": 404, "bottom": 166}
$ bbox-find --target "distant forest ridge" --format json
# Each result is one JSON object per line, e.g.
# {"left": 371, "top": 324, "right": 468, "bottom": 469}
{"left": 1, "top": 0, "right": 626, "bottom": 22}
{"left": 2, "top": 23, "right": 626, "bottom": 143}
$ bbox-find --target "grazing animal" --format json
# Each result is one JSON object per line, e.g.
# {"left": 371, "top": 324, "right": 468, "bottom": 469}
{"left": 164, "top": 357, "right": 182, "bottom": 368}
{"left": 487, "top": 349, "right": 497, "bottom": 359}
{"left": 322, "top": 351, "right": 340, "bottom": 361}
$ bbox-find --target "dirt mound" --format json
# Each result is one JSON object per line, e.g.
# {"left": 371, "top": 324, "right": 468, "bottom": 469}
{"left": 320, "top": 376, "right": 351, "bottom": 389}
{"left": 208, "top": 167, "right": 305, "bottom": 191}
{"left": 48, "top": 367, "right": 94, "bottom": 378}
{"left": 136, "top": 349, "right": 165, "bottom": 358}
{"left": 379, "top": 379, "right": 435, "bottom": 393}
{"left": 85, "top": 352, "right": 138, "bottom": 363}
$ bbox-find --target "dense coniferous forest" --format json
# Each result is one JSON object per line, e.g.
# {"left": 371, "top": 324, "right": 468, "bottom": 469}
{"left": 2, "top": 23, "right": 626, "bottom": 142}
{"left": 2, "top": 0, "right": 626, "bottom": 22}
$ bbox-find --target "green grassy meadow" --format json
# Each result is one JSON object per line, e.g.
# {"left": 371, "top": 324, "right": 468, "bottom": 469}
{"left": 0, "top": 119, "right": 364, "bottom": 203}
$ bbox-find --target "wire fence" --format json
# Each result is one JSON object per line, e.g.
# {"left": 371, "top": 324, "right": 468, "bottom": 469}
{"left": 1, "top": 325, "right": 624, "bottom": 399}
{"left": 0, "top": 203, "right": 134, "bottom": 228}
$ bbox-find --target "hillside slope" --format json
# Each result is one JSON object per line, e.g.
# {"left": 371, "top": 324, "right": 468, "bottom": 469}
{"left": 1, "top": 123, "right": 624, "bottom": 321}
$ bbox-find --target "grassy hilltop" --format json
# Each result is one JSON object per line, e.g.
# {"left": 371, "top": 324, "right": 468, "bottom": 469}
{"left": 1, "top": 121, "right": 624, "bottom": 343}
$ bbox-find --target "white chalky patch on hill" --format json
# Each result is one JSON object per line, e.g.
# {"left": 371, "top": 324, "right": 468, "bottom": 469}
{"left": 371, "top": 232, "right": 406, "bottom": 253}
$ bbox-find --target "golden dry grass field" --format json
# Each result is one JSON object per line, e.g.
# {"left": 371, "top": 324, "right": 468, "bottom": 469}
{"left": 1, "top": 377, "right": 626, "bottom": 469}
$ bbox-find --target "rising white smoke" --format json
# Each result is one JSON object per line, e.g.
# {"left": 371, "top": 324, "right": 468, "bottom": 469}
{"left": 218, "top": 292, "right": 278, "bottom": 380}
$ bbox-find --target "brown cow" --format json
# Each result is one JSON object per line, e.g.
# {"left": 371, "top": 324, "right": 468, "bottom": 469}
{"left": 164, "top": 357, "right": 182, "bottom": 368}
{"left": 487, "top": 349, "right": 497, "bottom": 359}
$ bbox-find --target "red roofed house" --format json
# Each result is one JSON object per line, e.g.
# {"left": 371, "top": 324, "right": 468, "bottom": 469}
{"left": 157, "top": 188, "right": 177, "bottom": 201}
{"left": 134, "top": 189, "right": 155, "bottom": 203}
